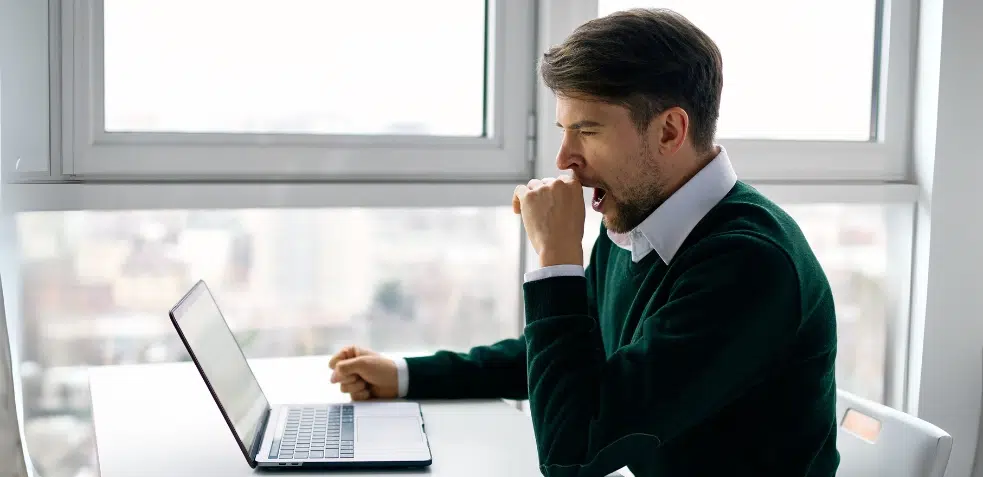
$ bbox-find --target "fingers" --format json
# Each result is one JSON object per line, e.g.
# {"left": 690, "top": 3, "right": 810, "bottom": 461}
{"left": 513, "top": 178, "right": 549, "bottom": 214}
{"left": 513, "top": 185, "right": 528, "bottom": 214}
{"left": 515, "top": 179, "right": 544, "bottom": 210}
{"left": 330, "top": 348, "right": 383, "bottom": 402}
{"left": 333, "top": 356, "right": 369, "bottom": 380}
{"left": 335, "top": 375, "right": 372, "bottom": 401}
{"left": 330, "top": 356, "right": 363, "bottom": 384}
{"left": 328, "top": 345, "right": 357, "bottom": 369}
{"left": 340, "top": 379, "right": 367, "bottom": 395}
{"left": 331, "top": 359, "right": 371, "bottom": 399}
{"left": 329, "top": 345, "right": 376, "bottom": 369}
{"left": 330, "top": 371, "right": 360, "bottom": 385}
{"left": 514, "top": 176, "right": 581, "bottom": 213}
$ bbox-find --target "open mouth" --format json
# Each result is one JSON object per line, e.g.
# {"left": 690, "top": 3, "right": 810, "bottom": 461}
{"left": 591, "top": 188, "right": 607, "bottom": 212}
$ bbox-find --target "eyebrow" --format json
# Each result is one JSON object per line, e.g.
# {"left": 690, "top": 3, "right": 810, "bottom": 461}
{"left": 556, "top": 120, "right": 603, "bottom": 129}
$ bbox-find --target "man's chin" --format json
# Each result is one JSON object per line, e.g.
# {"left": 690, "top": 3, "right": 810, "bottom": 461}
{"left": 602, "top": 204, "right": 651, "bottom": 234}
{"left": 601, "top": 213, "right": 630, "bottom": 234}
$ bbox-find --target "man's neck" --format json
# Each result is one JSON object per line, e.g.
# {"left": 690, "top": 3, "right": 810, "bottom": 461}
{"left": 660, "top": 145, "right": 722, "bottom": 201}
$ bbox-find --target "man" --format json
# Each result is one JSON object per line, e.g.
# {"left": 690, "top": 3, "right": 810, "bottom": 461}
{"left": 329, "top": 8, "right": 839, "bottom": 477}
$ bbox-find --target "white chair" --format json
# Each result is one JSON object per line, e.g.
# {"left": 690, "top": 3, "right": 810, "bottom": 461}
{"left": 836, "top": 388, "right": 952, "bottom": 477}
{"left": 0, "top": 276, "right": 32, "bottom": 477}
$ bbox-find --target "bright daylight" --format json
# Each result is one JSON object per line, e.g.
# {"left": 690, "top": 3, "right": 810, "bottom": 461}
{"left": 1, "top": 1, "right": 981, "bottom": 477}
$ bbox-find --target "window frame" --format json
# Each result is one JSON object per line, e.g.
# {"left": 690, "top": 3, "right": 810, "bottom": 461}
{"left": 537, "top": 0, "right": 916, "bottom": 183}
{"left": 0, "top": 0, "right": 56, "bottom": 179}
{"left": 57, "top": 0, "right": 537, "bottom": 181}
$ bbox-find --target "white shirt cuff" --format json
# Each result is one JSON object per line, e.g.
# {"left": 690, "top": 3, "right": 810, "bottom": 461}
{"left": 395, "top": 357, "right": 409, "bottom": 398}
{"left": 523, "top": 264, "right": 585, "bottom": 283}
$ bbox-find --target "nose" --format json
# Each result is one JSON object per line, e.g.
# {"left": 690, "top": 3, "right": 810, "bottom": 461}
{"left": 555, "top": 133, "right": 585, "bottom": 172}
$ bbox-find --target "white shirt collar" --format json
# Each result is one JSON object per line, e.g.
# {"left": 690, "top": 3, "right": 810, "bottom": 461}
{"left": 607, "top": 146, "right": 738, "bottom": 264}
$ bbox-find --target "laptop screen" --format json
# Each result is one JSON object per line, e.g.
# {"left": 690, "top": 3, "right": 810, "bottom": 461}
{"left": 169, "top": 281, "right": 270, "bottom": 457}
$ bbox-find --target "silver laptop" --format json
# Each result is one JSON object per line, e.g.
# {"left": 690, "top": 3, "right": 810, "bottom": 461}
{"left": 168, "top": 280, "right": 433, "bottom": 469}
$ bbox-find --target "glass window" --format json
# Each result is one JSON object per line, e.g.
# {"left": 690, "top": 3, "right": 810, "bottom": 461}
{"left": 597, "top": 1, "right": 878, "bottom": 141}
{"left": 14, "top": 207, "right": 519, "bottom": 477}
{"left": 786, "top": 204, "right": 890, "bottom": 404}
{"left": 584, "top": 203, "right": 892, "bottom": 403}
{"left": 103, "top": 0, "right": 487, "bottom": 136}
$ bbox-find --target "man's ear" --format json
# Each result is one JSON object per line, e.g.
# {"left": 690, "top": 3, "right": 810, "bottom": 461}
{"left": 654, "top": 107, "right": 689, "bottom": 155}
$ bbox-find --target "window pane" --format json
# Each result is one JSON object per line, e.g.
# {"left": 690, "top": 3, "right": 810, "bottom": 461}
{"left": 584, "top": 203, "right": 893, "bottom": 403}
{"left": 597, "top": 1, "right": 877, "bottom": 140}
{"left": 103, "top": 0, "right": 487, "bottom": 136}
{"left": 785, "top": 204, "right": 890, "bottom": 404}
{"left": 15, "top": 207, "right": 519, "bottom": 476}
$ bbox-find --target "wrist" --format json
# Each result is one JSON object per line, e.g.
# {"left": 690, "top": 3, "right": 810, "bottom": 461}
{"left": 539, "top": 246, "right": 583, "bottom": 268}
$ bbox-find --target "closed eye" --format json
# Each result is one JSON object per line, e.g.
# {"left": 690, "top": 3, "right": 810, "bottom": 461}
{"left": 579, "top": 131, "right": 598, "bottom": 137}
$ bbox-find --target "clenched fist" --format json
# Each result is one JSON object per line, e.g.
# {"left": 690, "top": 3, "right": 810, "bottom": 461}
{"left": 328, "top": 345, "right": 399, "bottom": 401}
{"left": 513, "top": 175, "right": 586, "bottom": 267}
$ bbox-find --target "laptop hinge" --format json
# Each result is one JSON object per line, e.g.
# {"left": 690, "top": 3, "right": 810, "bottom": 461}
{"left": 249, "top": 407, "right": 273, "bottom": 462}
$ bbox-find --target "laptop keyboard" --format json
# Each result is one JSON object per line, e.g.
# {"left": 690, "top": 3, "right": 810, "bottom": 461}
{"left": 270, "top": 405, "right": 355, "bottom": 460}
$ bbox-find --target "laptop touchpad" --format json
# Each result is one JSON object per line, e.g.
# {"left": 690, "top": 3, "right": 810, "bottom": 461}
{"left": 356, "top": 417, "right": 424, "bottom": 444}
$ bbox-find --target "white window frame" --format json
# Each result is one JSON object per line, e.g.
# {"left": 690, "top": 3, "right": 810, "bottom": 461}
{"left": 536, "top": 0, "right": 916, "bottom": 183}
{"left": 0, "top": 0, "right": 55, "bottom": 180}
{"left": 57, "top": 0, "right": 537, "bottom": 181}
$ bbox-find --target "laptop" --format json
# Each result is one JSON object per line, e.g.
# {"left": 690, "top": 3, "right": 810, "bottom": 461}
{"left": 167, "top": 280, "right": 433, "bottom": 469}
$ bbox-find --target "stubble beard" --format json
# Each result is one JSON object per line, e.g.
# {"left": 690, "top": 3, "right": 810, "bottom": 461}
{"left": 602, "top": 187, "right": 666, "bottom": 234}
{"left": 601, "top": 147, "right": 666, "bottom": 234}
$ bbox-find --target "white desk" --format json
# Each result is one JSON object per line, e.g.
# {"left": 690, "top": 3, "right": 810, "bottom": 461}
{"left": 89, "top": 355, "right": 582, "bottom": 477}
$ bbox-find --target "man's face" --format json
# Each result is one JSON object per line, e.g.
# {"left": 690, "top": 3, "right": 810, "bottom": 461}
{"left": 554, "top": 95, "right": 668, "bottom": 234}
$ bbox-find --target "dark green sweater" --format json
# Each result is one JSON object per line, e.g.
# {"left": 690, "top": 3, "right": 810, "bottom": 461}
{"left": 406, "top": 182, "right": 839, "bottom": 476}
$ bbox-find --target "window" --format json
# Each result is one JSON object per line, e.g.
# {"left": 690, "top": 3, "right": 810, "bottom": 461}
{"left": 546, "top": 0, "right": 916, "bottom": 182}
{"left": 599, "top": 0, "right": 878, "bottom": 141}
{"left": 14, "top": 207, "right": 520, "bottom": 477}
{"left": 59, "top": 0, "right": 536, "bottom": 180}
{"left": 2, "top": 1, "right": 923, "bottom": 474}
{"left": 583, "top": 203, "right": 903, "bottom": 404}
{"left": 103, "top": 0, "right": 486, "bottom": 137}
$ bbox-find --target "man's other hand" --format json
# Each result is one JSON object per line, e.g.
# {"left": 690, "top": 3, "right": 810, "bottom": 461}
{"left": 328, "top": 345, "right": 399, "bottom": 401}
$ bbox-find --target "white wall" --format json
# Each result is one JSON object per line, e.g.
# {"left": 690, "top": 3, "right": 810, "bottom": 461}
{"left": 909, "top": 0, "right": 983, "bottom": 476}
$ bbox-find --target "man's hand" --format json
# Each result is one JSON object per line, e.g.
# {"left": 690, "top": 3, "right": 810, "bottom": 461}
{"left": 513, "top": 175, "right": 586, "bottom": 267}
{"left": 328, "top": 345, "right": 399, "bottom": 401}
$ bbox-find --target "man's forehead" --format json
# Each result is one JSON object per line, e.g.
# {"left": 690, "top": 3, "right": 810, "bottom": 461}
{"left": 555, "top": 95, "right": 624, "bottom": 125}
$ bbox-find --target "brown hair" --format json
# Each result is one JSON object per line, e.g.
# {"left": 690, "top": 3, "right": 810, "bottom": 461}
{"left": 540, "top": 8, "right": 723, "bottom": 153}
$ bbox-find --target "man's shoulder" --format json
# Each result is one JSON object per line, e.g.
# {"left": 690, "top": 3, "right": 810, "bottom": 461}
{"left": 686, "top": 182, "right": 812, "bottom": 258}
{"left": 677, "top": 182, "right": 830, "bottom": 286}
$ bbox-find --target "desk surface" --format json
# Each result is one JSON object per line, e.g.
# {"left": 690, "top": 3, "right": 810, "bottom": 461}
{"left": 89, "top": 355, "right": 551, "bottom": 477}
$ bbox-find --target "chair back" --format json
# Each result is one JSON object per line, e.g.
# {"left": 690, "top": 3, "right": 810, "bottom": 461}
{"left": 836, "top": 388, "right": 952, "bottom": 477}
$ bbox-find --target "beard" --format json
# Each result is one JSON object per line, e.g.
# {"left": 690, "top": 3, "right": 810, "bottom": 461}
{"left": 599, "top": 146, "right": 667, "bottom": 234}
{"left": 601, "top": 185, "right": 666, "bottom": 234}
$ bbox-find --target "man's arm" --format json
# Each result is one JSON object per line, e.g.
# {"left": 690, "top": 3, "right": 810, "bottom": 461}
{"left": 402, "top": 236, "right": 602, "bottom": 401}
{"left": 522, "top": 234, "right": 802, "bottom": 477}
{"left": 402, "top": 337, "right": 529, "bottom": 400}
